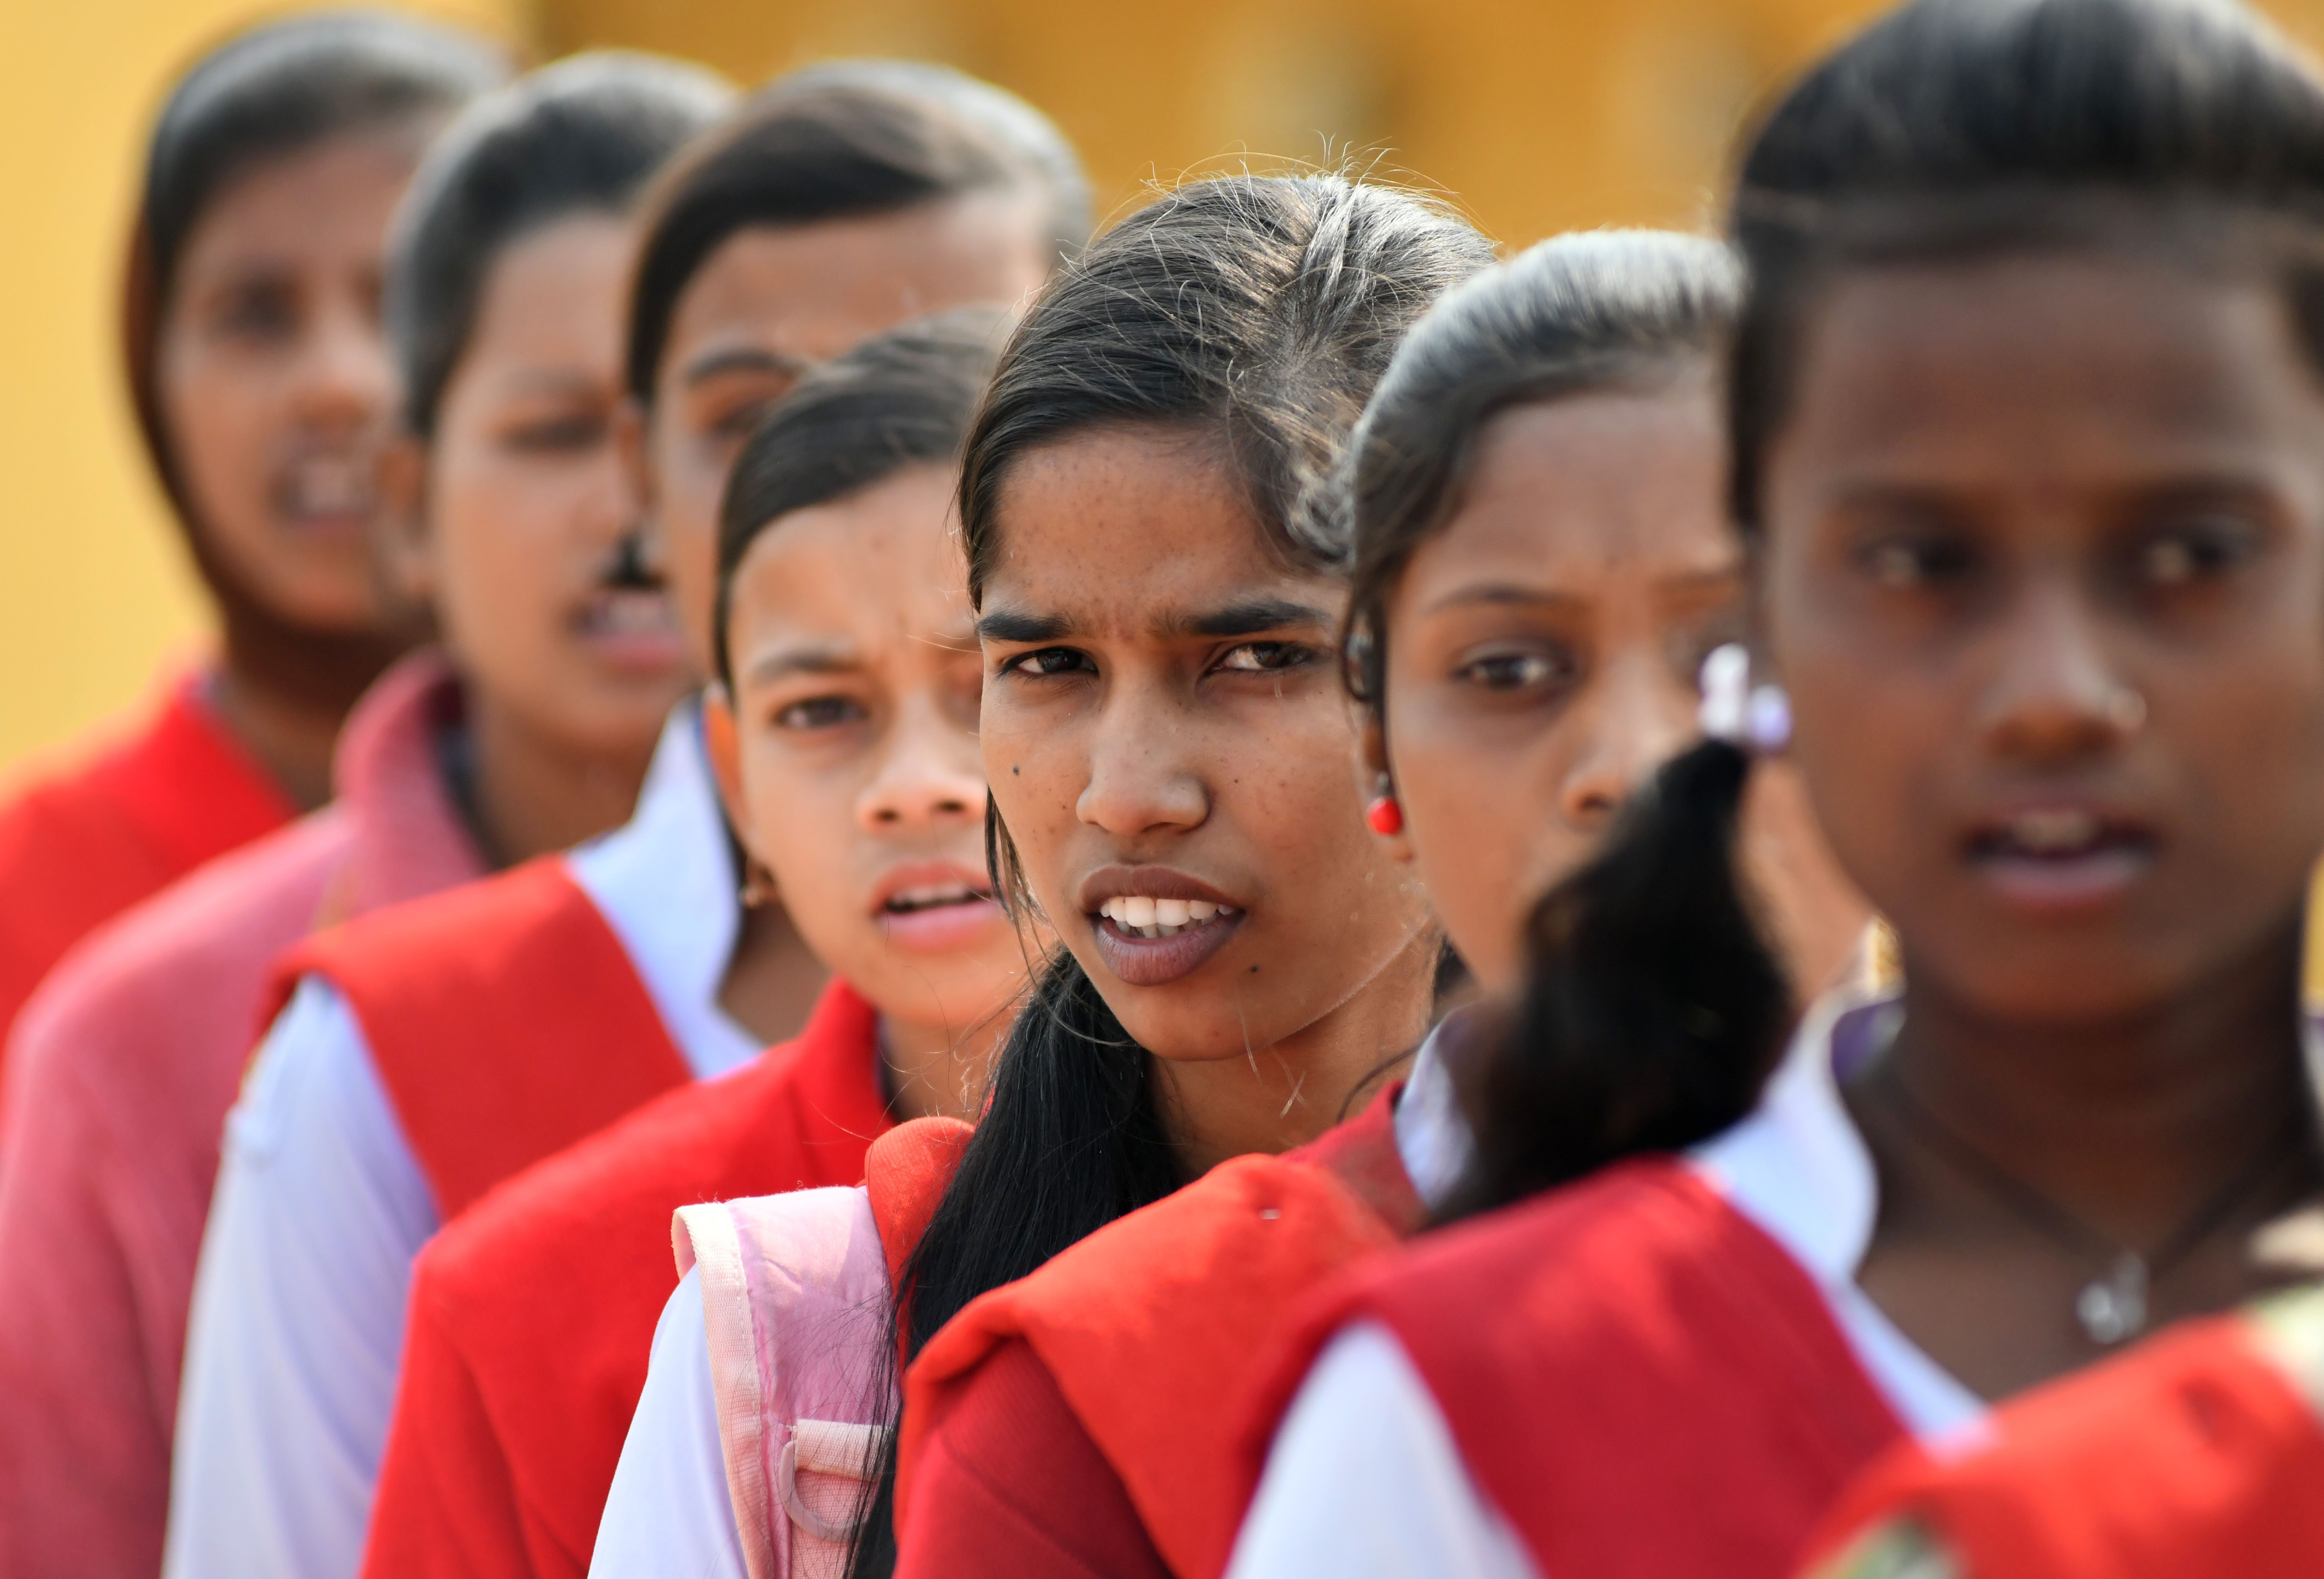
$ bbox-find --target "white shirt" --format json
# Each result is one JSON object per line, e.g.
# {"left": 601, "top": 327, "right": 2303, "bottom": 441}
{"left": 165, "top": 706, "right": 755, "bottom": 1579}
{"left": 1225, "top": 993, "right": 1985, "bottom": 1579}
{"left": 587, "top": 1022, "right": 1477, "bottom": 1577}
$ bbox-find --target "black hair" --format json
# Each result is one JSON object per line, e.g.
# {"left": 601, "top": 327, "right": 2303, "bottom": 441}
{"left": 711, "top": 306, "right": 1010, "bottom": 681}
{"left": 1339, "top": 229, "right": 1744, "bottom": 717}
{"left": 125, "top": 8, "right": 504, "bottom": 522}
{"left": 1450, "top": 0, "right": 2324, "bottom": 1216}
{"left": 624, "top": 60, "right": 1090, "bottom": 403}
{"left": 388, "top": 54, "right": 732, "bottom": 439}
{"left": 845, "top": 173, "right": 1490, "bottom": 1576}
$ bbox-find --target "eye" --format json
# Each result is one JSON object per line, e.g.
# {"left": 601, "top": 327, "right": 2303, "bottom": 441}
{"left": 215, "top": 280, "right": 301, "bottom": 342}
{"left": 2132, "top": 517, "right": 2256, "bottom": 587}
{"left": 1855, "top": 533, "right": 1977, "bottom": 590}
{"left": 712, "top": 398, "right": 778, "bottom": 443}
{"left": 1453, "top": 649, "right": 1573, "bottom": 693}
{"left": 775, "top": 696, "right": 866, "bottom": 730}
{"left": 503, "top": 413, "right": 607, "bottom": 454}
{"left": 1000, "top": 647, "right": 1092, "bottom": 679}
{"left": 1215, "top": 640, "right": 1315, "bottom": 674}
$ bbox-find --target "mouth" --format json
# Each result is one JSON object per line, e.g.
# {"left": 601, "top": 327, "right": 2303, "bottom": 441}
{"left": 873, "top": 867, "right": 1006, "bottom": 952}
{"left": 272, "top": 452, "right": 375, "bottom": 531}
{"left": 1082, "top": 873, "right": 1246, "bottom": 988}
{"left": 1965, "top": 804, "right": 2156, "bottom": 912}
{"left": 573, "top": 587, "right": 685, "bottom": 671}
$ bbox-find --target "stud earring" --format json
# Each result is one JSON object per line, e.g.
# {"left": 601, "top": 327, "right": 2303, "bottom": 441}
{"left": 739, "top": 860, "right": 778, "bottom": 910}
{"left": 1365, "top": 774, "right": 1404, "bottom": 837}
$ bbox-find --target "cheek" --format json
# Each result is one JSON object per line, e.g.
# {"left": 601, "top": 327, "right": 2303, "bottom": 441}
{"left": 157, "top": 347, "right": 274, "bottom": 517}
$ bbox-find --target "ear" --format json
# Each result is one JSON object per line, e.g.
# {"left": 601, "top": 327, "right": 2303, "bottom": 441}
{"left": 373, "top": 434, "right": 436, "bottom": 609}
{"left": 1357, "top": 711, "right": 1416, "bottom": 864}
{"left": 700, "top": 683, "right": 757, "bottom": 855}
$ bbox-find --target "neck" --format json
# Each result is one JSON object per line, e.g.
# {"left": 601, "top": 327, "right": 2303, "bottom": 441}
{"left": 209, "top": 608, "right": 411, "bottom": 811}
{"left": 1879, "top": 921, "right": 2317, "bottom": 1249}
{"left": 1151, "top": 930, "right": 1440, "bottom": 1179}
{"left": 716, "top": 900, "right": 832, "bottom": 1049}
{"left": 460, "top": 692, "right": 653, "bottom": 870}
{"left": 883, "top": 1002, "right": 1014, "bottom": 1124}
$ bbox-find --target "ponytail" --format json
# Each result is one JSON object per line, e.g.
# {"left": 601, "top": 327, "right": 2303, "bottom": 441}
{"left": 1444, "top": 739, "right": 1791, "bottom": 1218}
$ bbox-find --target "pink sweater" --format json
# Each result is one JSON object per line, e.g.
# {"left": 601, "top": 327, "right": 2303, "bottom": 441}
{"left": 0, "top": 653, "right": 484, "bottom": 1579}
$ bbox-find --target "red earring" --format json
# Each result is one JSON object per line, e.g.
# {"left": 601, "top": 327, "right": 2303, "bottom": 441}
{"left": 1365, "top": 783, "right": 1403, "bottom": 836}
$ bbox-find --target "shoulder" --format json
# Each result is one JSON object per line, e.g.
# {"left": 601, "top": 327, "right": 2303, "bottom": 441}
{"left": 286, "top": 855, "right": 588, "bottom": 985}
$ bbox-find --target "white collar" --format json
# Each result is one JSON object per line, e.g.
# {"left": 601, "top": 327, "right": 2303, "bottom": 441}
{"left": 1394, "top": 1013, "right": 1477, "bottom": 1212}
{"left": 1690, "top": 991, "right": 1987, "bottom": 1439}
{"left": 563, "top": 701, "right": 759, "bottom": 1080}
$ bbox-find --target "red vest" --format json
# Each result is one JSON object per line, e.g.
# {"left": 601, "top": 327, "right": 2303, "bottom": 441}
{"left": 267, "top": 855, "right": 686, "bottom": 1219}
{"left": 1801, "top": 1301, "right": 2324, "bottom": 1579}
{"left": 899, "top": 1089, "right": 1422, "bottom": 1579}
{"left": 1238, "top": 1159, "right": 1908, "bottom": 1579}
{"left": 358, "top": 981, "right": 897, "bottom": 1579}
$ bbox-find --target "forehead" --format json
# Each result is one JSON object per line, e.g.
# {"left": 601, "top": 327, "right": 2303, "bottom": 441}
{"left": 661, "top": 195, "right": 1052, "bottom": 377}
{"left": 178, "top": 132, "right": 420, "bottom": 272}
{"left": 982, "top": 424, "right": 1330, "bottom": 629}
{"left": 1774, "top": 254, "right": 2324, "bottom": 492}
{"left": 728, "top": 465, "right": 971, "bottom": 651}
{"left": 462, "top": 213, "right": 633, "bottom": 370}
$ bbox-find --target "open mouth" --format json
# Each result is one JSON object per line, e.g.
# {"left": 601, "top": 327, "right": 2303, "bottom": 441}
{"left": 874, "top": 874, "right": 1004, "bottom": 952}
{"left": 1088, "top": 892, "right": 1244, "bottom": 987}
{"left": 574, "top": 587, "right": 684, "bottom": 668}
{"left": 273, "top": 453, "right": 374, "bottom": 528}
{"left": 1966, "top": 806, "right": 2155, "bottom": 908}
{"left": 1095, "top": 895, "right": 1236, "bottom": 939}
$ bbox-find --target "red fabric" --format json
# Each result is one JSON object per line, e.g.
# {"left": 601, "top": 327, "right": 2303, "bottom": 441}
{"left": 1239, "top": 1160, "right": 1909, "bottom": 1579}
{"left": 1801, "top": 1313, "right": 2324, "bottom": 1579}
{"left": 896, "top": 1087, "right": 1415, "bottom": 1579}
{"left": 0, "top": 669, "right": 292, "bottom": 1071}
{"left": 357, "top": 980, "right": 891, "bottom": 1579}
{"left": 894, "top": 1337, "right": 1171, "bottom": 1579}
{"left": 0, "top": 656, "right": 478, "bottom": 1579}
{"left": 865, "top": 1115, "right": 975, "bottom": 1291}
{"left": 272, "top": 858, "right": 688, "bottom": 1219}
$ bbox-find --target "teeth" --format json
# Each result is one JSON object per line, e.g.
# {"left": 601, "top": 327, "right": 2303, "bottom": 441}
{"left": 284, "top": 457, "right": 370, "bottom": 517}
{"left": 2010, "top": 808, "right": 2100, "bottom": 853}
{"left": 886, "top": 883, "right": 982, "bottom": 913}
{"left": 1097, "top": 895, "right": 1237, "bottom": 939}
{"left": 591, "top": 590, "right": 675, "bottom": 635}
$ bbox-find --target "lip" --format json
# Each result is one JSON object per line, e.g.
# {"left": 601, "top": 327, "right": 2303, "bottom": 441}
{"left": 1078, "top": 865, "right": 1247, "bottom": 988}
{"left": 573, "top": 587, "right": 687, "bottom": 673}
{"left": 1962, "top": 801, "right": 2158, "bottom": 917}
{"left": 871, "top": 860, "right": 1006, "bottom": 954}
{"left": 270, "top": 450, "right": 376, "bottom": 534}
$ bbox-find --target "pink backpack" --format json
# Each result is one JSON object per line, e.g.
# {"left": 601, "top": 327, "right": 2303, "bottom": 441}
{"left": 671, "top": 1118, "right": 971, "bottom": 1579}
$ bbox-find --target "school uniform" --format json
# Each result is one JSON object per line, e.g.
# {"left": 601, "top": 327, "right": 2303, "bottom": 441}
{"left": 353, "top": 979, "right": 891, "bottom": 1579}
{"left": 1226, "top": 993, "right": 1984, "bottom": 1579}
{"left": 0, "top": 655, "right": 480, "bottom": 1579}
{"left": 0, "top": 666, "right": 294, "bottom": 1076}
{"left": 1799, "top": 1283, "right": 2324, "bottom": 1579}
{"left": 164, "top": 702, "right": 770, "bottom": 1579}
{"left": 587, "top": 1030, "right": 1473, "bottom": 1579}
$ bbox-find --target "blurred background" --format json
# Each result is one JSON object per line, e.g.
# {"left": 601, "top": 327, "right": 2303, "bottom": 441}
{"left": 8, "top": 0, "right": 2324, "bottom": 772}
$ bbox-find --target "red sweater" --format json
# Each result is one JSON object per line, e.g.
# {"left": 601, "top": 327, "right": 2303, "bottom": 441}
{"left": 894, "top": 1092, "right": 1423, "bottom": 1579}
{"left": 1238, "top": 1160, "right": 1908, "bottom": 1579}
{"left": 1800, "top": 1296, "right": 2324, "bottom": 1579}
{"left": 0, "top": 669, "right": 291, "bottom": 1072}
{"left": 0, "top": 657, "right": 478, "bottom": 1579}
{"left": 356, "top": 980, "right": 892, "bottom": 1579}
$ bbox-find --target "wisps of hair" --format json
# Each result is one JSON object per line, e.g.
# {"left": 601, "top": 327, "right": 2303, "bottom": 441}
{"left": 847, "top": 172, "right": 1489, "bottom": 1579}
{"left": 625, "top": 61, "right": 1090, "bottom": 401}
{"left": 1339, "top": 229, "right": 1741, "bottom": 713}
{"left": 387, "top": 54, "right": 732, "bottom": 438}
{"left": 711, "top": 307, "right": 1011, "bottom": 683}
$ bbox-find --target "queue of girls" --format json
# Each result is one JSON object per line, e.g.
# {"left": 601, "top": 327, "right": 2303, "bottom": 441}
{"left": 2, "top": 0, "right": 2322, "bottom": 1574}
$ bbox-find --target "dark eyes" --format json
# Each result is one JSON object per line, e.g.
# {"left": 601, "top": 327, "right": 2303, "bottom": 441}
{"left": 998, "top": 641, "right": 1319, "bottom": 680}
{"left": 214, "top": 282, "right": 301, "bottom": 342}
{"left": 775, "top": 696, "right": 867, "bottom": 730}
{"left": 2132, "top": 518, "right": 2256, "bottom": 586}
{"left": 1454, "top": 650, "right": 1572, "bottom": 692}
{"left": 1214, "top": 641, "right": 1316, "bottom": 674}
{"left": 1853, "top": 516, "right": 2258, "bottom": 593}
{"left": 1856, "top": 534, "right": 1978, "bottom": 590}
{"left": 1001, "top": 647, "right": 1092, "bottom": 679}
{"left": 503, "top": 414, "right": 608, "bottom": 454}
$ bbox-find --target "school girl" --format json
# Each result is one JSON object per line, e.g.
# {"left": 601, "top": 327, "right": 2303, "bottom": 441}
{"left": 0, "top": 59, "right": 728, "bottom": 1579}
{"left": 582, "top": 169, "right": 1492, "bottom": 1579}
{"left": 161, "top": 65, "right": 1086, "bottom": 1579}
{"left": 882, "top": 228, "right": 1876, "bottom": 1579}
{"left": 348, "top": 310, "right": 1024, "bottom": 1579}
{"left": 1227, "top": 2, "right": 2324, "bottom": 1574}
{"left": 1797, "top": 1277, "right": 2324, "bottom": 1577}
{"left": 0, "top": 12, "right": 499, "bottom": 1068}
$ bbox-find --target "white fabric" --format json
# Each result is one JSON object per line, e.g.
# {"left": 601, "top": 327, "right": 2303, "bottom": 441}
{"left": 165, "top": 706, "right": 750, "bottom": 1579}
{"left": 590, "top": 1270, "right": 751, "bottom": 1579}
{"left": 1226, "top": 1322, "right": 1539, "bottom": 1579}
{"left": 1228, "top": 993, "right": 1985, "bottom": 1578}
{"left": 1393, "top": 1015, "right": 1474, "bottom": 1212}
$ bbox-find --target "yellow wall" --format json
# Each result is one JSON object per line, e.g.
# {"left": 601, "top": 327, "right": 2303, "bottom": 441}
{"left": 10, "top": 0, "right": 2324, "bottom": 771}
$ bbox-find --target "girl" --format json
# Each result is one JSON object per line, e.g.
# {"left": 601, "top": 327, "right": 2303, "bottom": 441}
{"left": 884, "top": 230, "right": 1874, "bottom": 1579}
{"left": 0, "top": 48, "right": 715, "bottom": 1579}
{"left": 0, "top": 11, "right": 499, "bottom": 1068}
{"left": 179, "top": 65, "right": 1089, "bottom": 1579}
{"left": 587, "top": 172, "right": 1492, "bottom": 1579}
{"left": 1231, "top": 0, "right": 2324, "bottom": 1574}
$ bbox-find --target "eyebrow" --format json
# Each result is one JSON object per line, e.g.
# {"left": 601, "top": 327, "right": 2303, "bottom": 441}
{"left": 976, "top": 608, "right": 1073, "bottom": 644}
{"left": 1171, "top": 598, "right": 1335, "bottom": 639}
{"left": 745, "top": 643, "right": 857, "bottom": 685}
{"left": 681, "top": 345, "right": 817, "bottom": 389}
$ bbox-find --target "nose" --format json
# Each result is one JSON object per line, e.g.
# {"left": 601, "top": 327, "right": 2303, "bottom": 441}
{"left": 859, "top": 697, "right": 986, "bottom": 834}
{"left": 293, "top": 287, "right": 394, "bottom": 432}
{"left": 1557, "top": 649, "right": 1697, "bottom": 830}
{"left": 1977, "top": 577, "right": 2136, "bottom": 763}
{"left": 1075, "top": 685, "right": 1208, "bottom": 839}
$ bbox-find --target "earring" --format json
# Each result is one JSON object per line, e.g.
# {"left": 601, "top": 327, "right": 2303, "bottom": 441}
{"left": 739, "top": 860, "right": 778, "bottom": 909}
{"left": 1365, "top": 774, "right": 1404, "bottom": 836}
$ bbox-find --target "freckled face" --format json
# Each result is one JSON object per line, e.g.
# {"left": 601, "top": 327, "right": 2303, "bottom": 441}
{"left": 1759, "top": 255, "right": 2324, "bottom": 1024}
{"left": 977, "top": 423, "right": 1435, "bottom": 1063}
